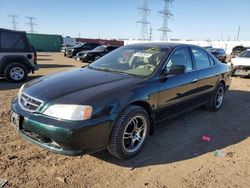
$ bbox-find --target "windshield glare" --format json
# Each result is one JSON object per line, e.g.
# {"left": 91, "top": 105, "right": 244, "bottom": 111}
{"left": 74, "top": 43, "right": 85, "bottom": 48}
{"left": 89, "top": 46, "right": 168, "bottom": 77}
{"left": 239, "top": 51, "right": 250, "bottom": 58}
{"left": 93, "top": 45, "right": 106, "bottom": 51}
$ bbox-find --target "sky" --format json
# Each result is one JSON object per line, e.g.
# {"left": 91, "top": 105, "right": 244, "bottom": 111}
{"left": 0, "top": 0, "right": 250, "bottom": 41}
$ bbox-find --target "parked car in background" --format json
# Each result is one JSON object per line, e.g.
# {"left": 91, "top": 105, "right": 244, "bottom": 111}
{"left": 61, "top": 44, "right": 76, "bottom": 55}
{"left": 11, "top": 43, "right": 231, "bottom": 159}
{"left": 75, "top": 45, "right": 118, "bottom": 62}
{"left": 203, "top": 46, "right": 213, "bottom": 51}
{"left": 207, "top": 48, "right": 227, "bottom": 63}
{"left": 0, "top": 28, "right": 38, "bottom": 83}
{"left": 65, "top": 42, "right": 101, "bottom": 58}
{"left": 231, "top": 49, "right": 250, "bottom": 77}
{"left": 231, "top": 46, "right": 247, "bottom": 58}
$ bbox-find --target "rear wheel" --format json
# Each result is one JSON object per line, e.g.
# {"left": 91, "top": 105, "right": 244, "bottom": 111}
{"left": 206, "top": 83, "right": 225, "bottom": 111}
{"left": 4, "top": 63, "right": 28, "bottom": 83}
{"left": 107, "top": 105, "right": 150, "bottom": 159}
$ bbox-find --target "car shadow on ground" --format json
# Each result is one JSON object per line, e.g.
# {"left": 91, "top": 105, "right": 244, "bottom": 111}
{"left": 37, "top": 59, "right": 54, "bottom": 61}
{"left": 0, "top": 76, "right": 42, "bottom": 90}
{"left": 37, "top": 54, "right": 51, "bottom": 57}
{"left": 39, "top": 64, "right": 74, "bottom": 68}
{"left": 92, "top": 90, "right": 250, "bottom": 168}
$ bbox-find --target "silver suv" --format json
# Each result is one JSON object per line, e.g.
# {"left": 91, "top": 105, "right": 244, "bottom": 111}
{"left": 0, "top": 28, "right": 39, "bottom": 83}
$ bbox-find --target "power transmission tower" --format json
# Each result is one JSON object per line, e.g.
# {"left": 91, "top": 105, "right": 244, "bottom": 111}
{"left": 158, "top": 0, "right": 174, "bottom": 41}
{"left": 8, "top": 14, "right": 19, "bottom": 30}
{"left": 137, "top": 0, "right": 151, "bottom": 40}
{"left": 149, "top": 25, "right": 153, "bottom": 41}
{"left": 26, "top": 17, "right": 37, "bottom": 33}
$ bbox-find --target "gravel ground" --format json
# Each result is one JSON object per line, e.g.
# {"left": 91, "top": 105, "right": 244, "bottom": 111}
{"left": 0, "top": 52, "right": 250, "bottom": 188}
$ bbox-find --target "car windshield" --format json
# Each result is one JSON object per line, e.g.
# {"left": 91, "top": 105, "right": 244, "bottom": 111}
{"left": 93, "top": 45, "right": 106, "bottom": 51}
{"left": 73, "top": 43, "right": 85, "bottom": 48}
{"left": 89, "top": 46, "right": 169, "bottom": 77}
{"left": 239, "top": 51, "right": 250, "bottom": 58}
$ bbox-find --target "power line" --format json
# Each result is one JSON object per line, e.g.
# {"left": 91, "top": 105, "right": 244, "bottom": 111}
{"left": 158, "top": 0, "right": 174, "bottom": 41}
{"left": 25, "top": 16, "right": 37, "bottom": 33}
{"left": 137, "top": 0, "right": 151, "bottom": 40}
{"left": 8, "top": 14, "right": 19, "bottom": 30}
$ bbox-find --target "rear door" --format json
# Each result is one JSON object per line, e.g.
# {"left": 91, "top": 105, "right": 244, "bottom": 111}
{"left": 156, "top": 47, "right": 199, "bottom": 122}
{"left": 190, "top": 47, "right": 219, "bottom": 102}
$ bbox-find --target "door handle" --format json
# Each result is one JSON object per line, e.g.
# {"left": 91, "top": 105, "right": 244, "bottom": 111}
{"left": 192, "top": 78, "right": 198, "bottom": 83}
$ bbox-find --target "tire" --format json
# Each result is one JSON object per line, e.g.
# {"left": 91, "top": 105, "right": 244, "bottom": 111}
{"left": 4, "top": 63, "right": 28, "bottom": 83}
{"left": 107, "top": 105, "right": 150, "bottom": 159}
{"left": 205, "top": 83, "right": 225, "bottom": 111}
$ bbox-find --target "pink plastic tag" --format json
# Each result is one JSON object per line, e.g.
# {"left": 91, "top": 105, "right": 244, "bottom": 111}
{"left": 202, "top": 135, "right": 211, "bottom": 142}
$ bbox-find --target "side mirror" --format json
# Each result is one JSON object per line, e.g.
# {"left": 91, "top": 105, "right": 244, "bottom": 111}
{"left": 161, "top": 65, "right": 186, "bottom": 77}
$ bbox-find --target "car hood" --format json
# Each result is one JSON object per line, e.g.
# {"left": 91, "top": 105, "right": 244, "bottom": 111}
{"left": 231, "top": 57, "right": 250, "bottom": 66}
{"left": 23, "top": 67, "right": 139, "bottom": 103}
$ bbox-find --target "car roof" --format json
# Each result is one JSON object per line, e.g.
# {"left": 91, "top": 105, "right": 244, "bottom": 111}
{"left": 213, "top": 48, "right": 224, "bottom": 50}
{"left": 0, "top": 28, "right": 26, "bottom": 34}
{"left": 125, "top": 42, "right": 200, "bottom": 50}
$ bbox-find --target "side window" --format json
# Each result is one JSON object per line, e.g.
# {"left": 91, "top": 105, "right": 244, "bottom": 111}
{"left": 191, "top": 48, "right": 211, "bottom": 69}
{"left": 91, "top": 43, "right": 99, "bottom": 48}
{"left": 83, "top": 43, "right": 92, "bottom": 49}
{"left": 166, "top": 47, "right": 193, "bottom": 72}
{"left": 209, "top": 55, "right": 215, "bottom": 66}
{"left": 1, "top": 32, "right": 25, "bottom": 49}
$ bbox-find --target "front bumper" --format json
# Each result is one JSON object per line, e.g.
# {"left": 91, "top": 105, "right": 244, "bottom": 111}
{"left": 11, "top": 98, "right": 114, "bottom": 156}
{"left": 232, "top": 66, "right": 250, "bottom": 76}
{"left": 79, "top": 56, "right": 90, "bottom": 62}
{"left": 33, "top": 65, "right": 39, "bottom": 71}
{"left": 66, "top": 51, "right": 73, "bottom": 57}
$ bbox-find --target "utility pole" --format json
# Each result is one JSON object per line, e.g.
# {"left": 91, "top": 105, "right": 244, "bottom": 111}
{"left": 26, "top": 17, "right": 37, "bottom": 33}
{"left": 137, "top": 0, "right": 151, "bottom": 40}
{"left": 8, "top": 14, "right": 18, "bottom": 30}
{"left": 77, "top": 31, "right": 81, "bottom": 38}
{"left": 237, "top": 26, "right": 241, "bottom": 41}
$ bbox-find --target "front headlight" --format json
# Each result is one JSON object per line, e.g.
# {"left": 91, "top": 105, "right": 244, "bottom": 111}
{"left": 43, "top": 105, "right": 93, "bottom": 121}
{"left": 18, "top": 84, "right": 25, "bottom": 98}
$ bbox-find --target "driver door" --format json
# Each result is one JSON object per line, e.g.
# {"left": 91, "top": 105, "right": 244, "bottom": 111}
{"left": 156, "top": 47, "right": 200, "bottom": 122}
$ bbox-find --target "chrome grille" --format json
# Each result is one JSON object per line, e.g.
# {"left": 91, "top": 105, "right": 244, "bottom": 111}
{"left": 18, "top": 93, "right": 43, "bottom": 112}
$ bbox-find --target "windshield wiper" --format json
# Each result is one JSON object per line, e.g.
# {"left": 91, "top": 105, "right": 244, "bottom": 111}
{"left": 88, "top": 66, "right": 129, "bottom": 75}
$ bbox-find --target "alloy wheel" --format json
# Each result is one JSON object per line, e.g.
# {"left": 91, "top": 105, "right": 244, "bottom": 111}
{"left": 215, "top": 86, "right": 224, "bottom": 109}
{"left": 122, "top": 115, "right": 147, "bottom": 153}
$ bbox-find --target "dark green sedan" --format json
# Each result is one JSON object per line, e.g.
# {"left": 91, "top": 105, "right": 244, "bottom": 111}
{"left": 11, "top": 43, "right": 231, "bottom": 159}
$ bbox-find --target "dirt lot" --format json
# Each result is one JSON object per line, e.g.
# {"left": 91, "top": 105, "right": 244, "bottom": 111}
{"left": 0, "top": 52, "right": 250, "bottom": 188}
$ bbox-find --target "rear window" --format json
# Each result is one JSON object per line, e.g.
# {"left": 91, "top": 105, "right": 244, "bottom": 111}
{"left": 1, "top": 32, "right": 25, "bottom": 50}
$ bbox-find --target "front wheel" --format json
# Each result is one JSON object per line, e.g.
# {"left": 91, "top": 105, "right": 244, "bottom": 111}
{"left": 107, "top": 105, "right": 150, "bottom": 159}
{"left": 94, "top": 56, "right": 100, "bottom": 61}
{"left": 206, "top": 83, "right": 225, "bottom": 111}
{"left": 4, "top": 63, "right": 28, "bottom": 83}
